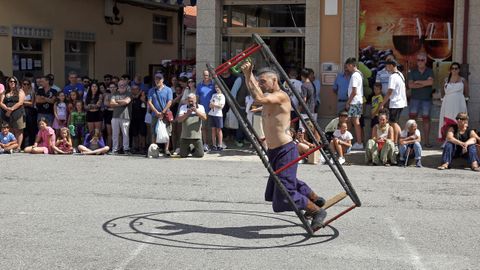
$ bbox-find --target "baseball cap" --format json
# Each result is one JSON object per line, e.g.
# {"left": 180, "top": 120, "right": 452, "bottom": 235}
{"left": 154, "top": 73, "right": 164, "bottom": 80}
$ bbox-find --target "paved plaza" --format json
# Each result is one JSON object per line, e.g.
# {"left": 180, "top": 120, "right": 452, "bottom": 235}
{"left": 1, "top": 149, "right": 479, "bottom": 269}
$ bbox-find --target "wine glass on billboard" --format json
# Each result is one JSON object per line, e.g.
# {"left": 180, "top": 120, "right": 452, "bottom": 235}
{"left": 392, "top": 17, "right": 424, "bottom": 70}
{"left": 425, "top": 22, "right": 452, "bottom": 94}
{"left": 425, "top": 22, "right": 452, "bottom": 61}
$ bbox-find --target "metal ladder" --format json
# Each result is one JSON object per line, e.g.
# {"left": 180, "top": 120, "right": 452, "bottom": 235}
{"left": 206, "top": 33, "right": 361, "bottom": 236}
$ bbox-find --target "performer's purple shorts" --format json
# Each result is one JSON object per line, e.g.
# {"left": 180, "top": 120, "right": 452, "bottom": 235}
{"left": 265, "top": 141, "right": 312, "bottom": 212}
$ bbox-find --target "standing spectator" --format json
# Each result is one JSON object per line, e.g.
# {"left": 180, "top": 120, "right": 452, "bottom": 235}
{"left": 36, "top": 76, "right": 56, "bottom": 125}
{"left": 300, "top": 68, "right": 316, "bottom": 121}
{"left": 380, "top": 59, "right": 407, "bottom": 149}
{"left": 129, "top": 84, "right": 147, "bottom": 154}
{"left": 408, "top": 52, "right": 434, "bottom": 148}
{"left": 67, "top": 90, "right": 81, "bottom": 113}
{"left": 103, "top": 74, "right": 113, "bottom": 86}
{"left": 0, "top": 76, "right": 25, "bottom": 150}
{"left": 21, "top": 78, "right": 37, "bottom": 147}
{"left": 121, "top": 74, "right": 131, "bottom": 86}
{"left": 52, "top": 127, "right": 73, "bottom": 154}
{"left": 52, "top": 92, "right": 68, "bottom": 134}
{"left": 197, "top": 70, "right": 215, "bottom": 151}
{"left": 375, "top": 54, "right": 396, "bottom": 95}
{"left": 333, "top": 64, "right": 351, "bottom": 113}
{"left": 69, "top": 100, "right": 86, "bottom": 148}
{"left": 370, "top": 82, "right": 384, "bottom": 128}
{"left": 46, "top": 74, "right": 61, "bottom": 93}
{"left": 148, "top": 73, "right": 173, "bottom": 156}
{"left": 399, "top": 119, "right": 422, "bottom": 167}
{"left": 438, "top": 62, "right": 468, "bottom": 142}
{"left": 219, "top": 69, "right": 237, "bottom": 118}
{"left": 345, "top": 58, "right": 364, "bottom": 150}
{"left": 168, "top": 76, "right": 178, "bottom": 89}
{"left": 246, "top": 94, "right": 265, "bottom": 148}
{"left": 24, "top": 118, "right": 56, "bottom": 154}
{"left": 0, "top": 123, "right": 19, "bottom": 154}
{"left": 0, "top": 70, "right": 5, "bottom": 96}
{"left": 85, "top": 81, "right": 104, "bottom": 134}
{"left": 437, "top": 112, "right": 479, "bottom": 171}
{"left": 170, "top": 84, "right": 184, "bottom": 154}
{"left": 365, "top": 110, "right": 396, "bottom": 166}
{"left": 330, "top": 122, "right": 353, "bottom": 165}
{"left": 307, "top": 68, "right": 321, "bottom": 115}
{"left": 181, "top": 79, "right": 196, "bottom": 105}
{"left": 209, "top": 85, "right": 226, "bottom": 151}
{"left": 176, "top": 93, "right": 208, "bottom": 158}
{"left": 231, "top": 74, "right": 249, "bottom": 147}
{"left": 63, "top": 71, "right": 85, "bottom": 97}
{"left": 285, "top": 68, "right": 302, "bottom": 129}
{"left": 103, "top": 83, "right": 116, "bottom": 148}
{"left": 131, "top": 75, "right": 148, "bottom": 93}
{"left": 78, "top": 129, "right": 110, "bottom": 155}
{"left": 110, "top": 80, "right": 132, "bottom": 155}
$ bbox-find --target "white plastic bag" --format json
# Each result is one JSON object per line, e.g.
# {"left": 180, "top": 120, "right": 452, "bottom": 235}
{"left": 156, "top": 120, "right": 169, "bottom": 143}
{"left": 224, "top": 109, "right": 239, "bottom": 129}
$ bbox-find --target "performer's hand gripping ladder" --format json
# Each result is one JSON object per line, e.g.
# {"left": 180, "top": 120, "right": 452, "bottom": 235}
{"left": 207, "top": 33, "right": 361, "bottom": 236}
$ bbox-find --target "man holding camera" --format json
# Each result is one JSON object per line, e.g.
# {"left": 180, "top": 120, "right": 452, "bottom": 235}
{"left": 176, "top": 93, "right": 208, "bottom": 158}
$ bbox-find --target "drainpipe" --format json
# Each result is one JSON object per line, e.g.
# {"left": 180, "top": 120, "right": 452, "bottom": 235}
{"left": 461, "top": 0, "right": 469, "bottom": 78}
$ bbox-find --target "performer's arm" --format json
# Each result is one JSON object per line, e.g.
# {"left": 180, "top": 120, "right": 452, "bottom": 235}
{"left": 241, "top": 61, "right": 284, "bottom": 105}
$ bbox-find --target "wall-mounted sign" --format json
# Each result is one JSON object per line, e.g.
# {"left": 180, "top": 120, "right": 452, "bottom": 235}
{"left": 0, "top": 25, "right": 9, "bottom": 36}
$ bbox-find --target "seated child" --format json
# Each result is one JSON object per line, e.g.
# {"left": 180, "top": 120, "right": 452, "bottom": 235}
{"left": 52, "top": 127, "right": 73, "bottom": 154}
{"left": 24, "top": 118, "right": 56, "bottom": 154}
{"left": 78, "top": 129, "right": 110, "bottom": 155}
{"left": 329, "top": 122, "right": 353, "bottom": 165}
{"left": 324, "top": 111, "right": 349, "bottom": 141}
{"left": 0, "top": 123, "right": 19, "bottom": 154}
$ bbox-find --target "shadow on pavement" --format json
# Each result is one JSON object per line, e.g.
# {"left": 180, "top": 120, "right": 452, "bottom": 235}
{"left": 103, "top": 209, "right": 339, "bottom": 250}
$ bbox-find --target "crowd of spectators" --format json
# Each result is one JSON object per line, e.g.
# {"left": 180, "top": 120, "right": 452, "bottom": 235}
{"left": 0, "top": 54, "right": 479, "bottom": 171}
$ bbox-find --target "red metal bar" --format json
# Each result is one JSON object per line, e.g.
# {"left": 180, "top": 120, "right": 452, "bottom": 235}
{"left": 315, "top": 204, "right": 357, "bottom": 231}
{"left": 274, "top": 145, "right": 322, "bottom": 175}
{"left": 215, "top": 45, "right": 262, "bottom": 75}
{"left": 214, "top": 44, "right": 258, "bottom": 73}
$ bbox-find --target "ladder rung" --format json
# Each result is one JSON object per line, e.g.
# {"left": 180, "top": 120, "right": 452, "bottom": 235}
{"left": 322, "top": 192, "right": 347, "bottom": 210}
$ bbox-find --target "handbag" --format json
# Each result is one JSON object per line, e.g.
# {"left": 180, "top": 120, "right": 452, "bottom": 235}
{"left": 165, "top": 110, "right": 174, "bottom": 122}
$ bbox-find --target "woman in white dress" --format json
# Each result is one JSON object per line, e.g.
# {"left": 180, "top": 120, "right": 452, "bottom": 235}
{"left": 438, "top": 62, "right": 469, "bottom": 141}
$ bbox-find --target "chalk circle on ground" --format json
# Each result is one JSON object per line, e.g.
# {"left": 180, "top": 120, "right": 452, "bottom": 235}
{"left": 103, "top": 209, "right": 338, "bottom": 250}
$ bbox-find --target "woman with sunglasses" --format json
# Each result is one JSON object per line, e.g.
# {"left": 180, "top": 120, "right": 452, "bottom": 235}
{"left": 438, "top": 112, "right": 479, "bottom": 171}
{"left": 438, "top": 62, "right": 469, "bottom": 142}
{"left": 21, "top": 79, "right": 38, "bottom": 147}
{"left": 0, "top": 76, "right": 26, "bottom": 150}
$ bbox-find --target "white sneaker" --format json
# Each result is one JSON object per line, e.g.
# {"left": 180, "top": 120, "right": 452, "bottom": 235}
{"left": 338, "top": 157, "right": 346, "bottom": 165}
{"left": 319, "top": 154, "right": 326, "bottom": 164}
{"left": 203, "top": 143, "right": 209, "bottom": 152}
{"left": 174, "top": 148, "right": 180, "bottom": 155}
{"left": 221, "top": 142, "right": 227, "bottom": 149}
{"left": 352, "top": 143, "right": 364, "bottom": 150}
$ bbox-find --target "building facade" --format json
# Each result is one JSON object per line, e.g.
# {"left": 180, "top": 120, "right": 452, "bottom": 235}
{"left": 196, "top": 0, "right": 480, "bottom": 127}
{"left": 0, "top": 0, "right": 185, "bottom": 82}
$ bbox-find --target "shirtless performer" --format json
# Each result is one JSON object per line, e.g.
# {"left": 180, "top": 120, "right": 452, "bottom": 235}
{"left": 241, "top": 61, "right": 327, "bottom": 230}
